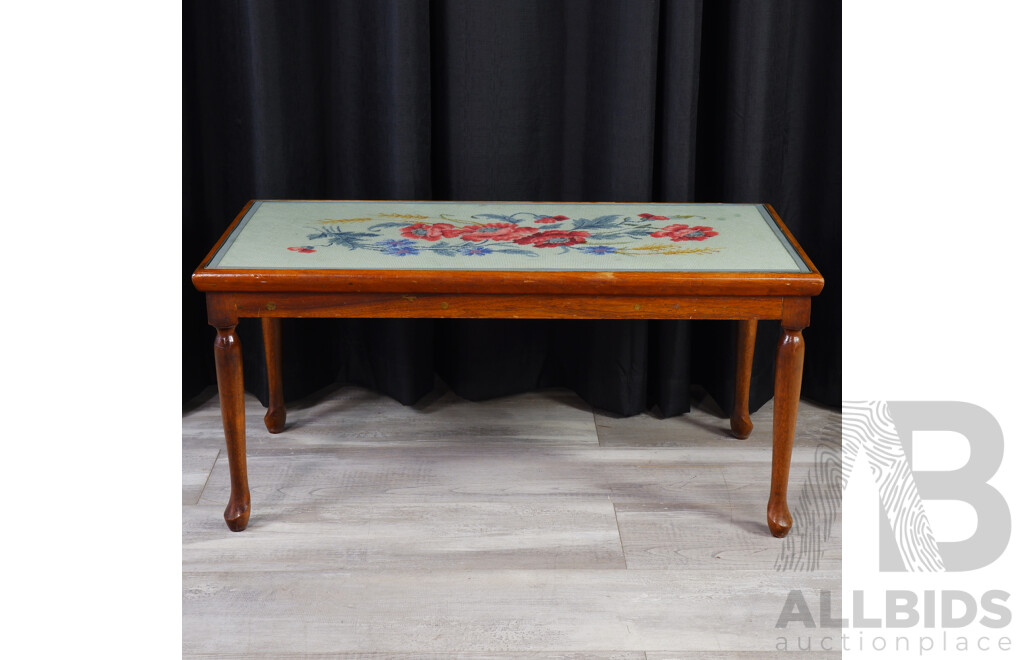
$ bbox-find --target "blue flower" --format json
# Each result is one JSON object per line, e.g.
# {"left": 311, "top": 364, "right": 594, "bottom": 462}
{"left": 377, "top": 239, "right": 420, "bottom": 256}
{"left": 580, "top": 245, "right": 616, "bottom": 255}
{"left": 460, "top": 245, "right": 493, "bottom": 256}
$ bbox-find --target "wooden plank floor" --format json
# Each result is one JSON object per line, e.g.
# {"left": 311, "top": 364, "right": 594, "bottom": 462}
{"left": 183, "top": 383, "right": 841, "bottom": 659}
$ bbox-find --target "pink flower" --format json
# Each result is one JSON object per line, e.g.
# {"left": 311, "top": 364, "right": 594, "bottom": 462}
{"left": 459, "top": 223, "right": 538, "bottom": 242}
{"left": 400, "top": 222, "right": 467, "bottom": 241}
{"left": 514, "top": 230, "right": 591, "bottom": 248}
{"left": 535, "top": 214, "right": 570, "bottom": 224}
{"left": 649, "top": 224, "right": 719, "bottom": 241}
{"left": 287, "top": 246, "right": 316, "bottom": 253}
{"left": 638, "top": 212, "right": 670, "bottom": 220}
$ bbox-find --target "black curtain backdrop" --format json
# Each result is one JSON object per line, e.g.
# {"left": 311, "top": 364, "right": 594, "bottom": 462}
{"left": 183, "top": 0, "right": 840, "bottom": 417}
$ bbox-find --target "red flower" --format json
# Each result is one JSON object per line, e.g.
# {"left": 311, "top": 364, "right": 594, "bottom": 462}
{"left": 459, "top": 223, "right": 538, "bottom": 242}
{"left": 638, "top": 212, "right": 670, "bottom": 220}
{"left": 514, "top": 229, "right": 591, "bottom": 248}
{"left": 535, "top": 214, "right": 570, "bottom": 224}
{"left": 649, "top": 224, "right": 719, "bottom": 241}
{"left": 400, "top": 222, "right": 466, "bottom": 241}
{"left": 287, "top": 246, "right": 316, "bottom": 253}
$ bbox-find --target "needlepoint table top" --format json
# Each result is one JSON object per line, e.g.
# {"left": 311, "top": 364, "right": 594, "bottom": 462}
{"left": 193, "top": 200, "right": 823, "bottom": 296}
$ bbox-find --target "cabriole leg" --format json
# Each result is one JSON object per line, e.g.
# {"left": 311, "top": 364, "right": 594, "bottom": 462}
{"left": 261, "top": 317, "right": 286, "bottom": 433}
{"left": 213, "top": 324, "right": 251, "bottom": 532}
{"left": 731, "top": 319, "right": 757, "bottom": 439}
{"left": 767, "top": 324, "right": 805, "bottom": 538}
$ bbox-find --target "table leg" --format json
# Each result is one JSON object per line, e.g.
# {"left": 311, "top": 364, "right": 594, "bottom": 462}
{"left": 213, "top": 323, "right": 251, "bottom": 532}
{"left": 261, "top": 318, "right": 286, "bottom": 433}
{"left": 767, "top": 319, "right": 806, "bottom": 538}
{"left": 730, "top": 319, "right": 757, "bottom": 439}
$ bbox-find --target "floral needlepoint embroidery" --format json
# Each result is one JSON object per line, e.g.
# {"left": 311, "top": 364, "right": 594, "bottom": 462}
{"left": 649, "top": 224, "right": 719, "bottom": 242}
{"left": 515, "top": 230, "right": 591, "bottom": 248}
{"left": 377, "top": 239, "right": 420, "bottom": 256}
{"left": 400, "top": 222, "right": 466, "bottom": 241}
{"left": 299, "top": 210, "right": 720, "bottom": 257}
{"left": 459, "top": 223, "right": 537, "bottom": 242}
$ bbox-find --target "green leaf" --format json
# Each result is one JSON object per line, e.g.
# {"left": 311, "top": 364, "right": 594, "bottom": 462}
{"left": 572, "top": 215, "right": 621, "bottom": 230}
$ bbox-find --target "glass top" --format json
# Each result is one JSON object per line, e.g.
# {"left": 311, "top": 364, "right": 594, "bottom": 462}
{"left": 207, "top": 201, "right": 810, "bottom": 273}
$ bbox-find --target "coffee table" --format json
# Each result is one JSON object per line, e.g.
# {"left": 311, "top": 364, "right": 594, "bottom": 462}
{"left": 192, "top": 200, "right": 824, "bottom": 537}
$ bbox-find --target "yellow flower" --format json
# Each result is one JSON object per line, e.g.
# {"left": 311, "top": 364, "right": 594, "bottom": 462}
{"left": 618, "top": 245, "right": 721, "bottom": 256}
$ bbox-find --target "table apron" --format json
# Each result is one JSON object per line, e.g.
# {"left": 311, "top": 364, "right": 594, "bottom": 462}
{"left": 208, "top": 292, "right": 787, "bottom": 321}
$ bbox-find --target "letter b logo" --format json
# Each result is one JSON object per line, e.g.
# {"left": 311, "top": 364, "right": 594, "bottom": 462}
{"left": 843, "top": 401, "right": 1010, "bottom": 572}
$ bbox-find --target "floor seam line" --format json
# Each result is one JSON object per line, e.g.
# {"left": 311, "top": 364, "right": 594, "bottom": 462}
{"left": 612, "top": 503, "right": 630, "bottom": 570}
{"left": 591, "top": 406, "right": 602, "bottom": 446}
{"left": 194, "top": 448, "right": 221, "bottom": 505}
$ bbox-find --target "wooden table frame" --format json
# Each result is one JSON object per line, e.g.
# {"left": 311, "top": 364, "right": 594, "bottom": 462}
{"left": 193, "top": 200, "right": 824, "bottom": 537}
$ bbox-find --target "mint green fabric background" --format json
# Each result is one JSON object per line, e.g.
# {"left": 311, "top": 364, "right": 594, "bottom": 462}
{"left": 210, "top": 201, "right": 807, "bottom": 272}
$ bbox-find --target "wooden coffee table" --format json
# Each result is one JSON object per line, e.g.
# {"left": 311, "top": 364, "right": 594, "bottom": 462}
{"left": 193, "top": 200, "right": 824, "bottom": 537}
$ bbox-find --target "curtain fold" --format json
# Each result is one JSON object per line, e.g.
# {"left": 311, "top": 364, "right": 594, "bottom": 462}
{"left": 183, "top": 0, "right": 840, "bottom": 415}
